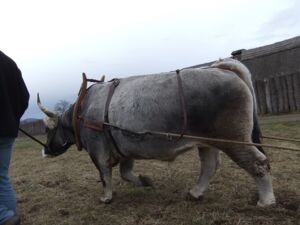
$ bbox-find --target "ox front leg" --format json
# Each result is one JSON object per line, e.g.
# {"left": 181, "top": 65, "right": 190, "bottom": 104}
{"left": 89, "top": 149, "right": 113, "bottom": 204}
{"left": 120, "top": 159, "right": 153, "bottom": 187}
{"left": 187, "top": 147, "right": 220, "bottom": 201}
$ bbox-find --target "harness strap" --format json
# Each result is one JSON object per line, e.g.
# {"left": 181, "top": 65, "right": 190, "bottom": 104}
{"left": 83, "top": 119, "right": 104, "bottom": 132}
{"left": 104, "top": 79, "right": 120, "bottom": 122}
{"left": 176, "top": 69, "right": 187, "bottom": 140}
{"left": 103, "top": 79, "right": 127, "bottom": 158}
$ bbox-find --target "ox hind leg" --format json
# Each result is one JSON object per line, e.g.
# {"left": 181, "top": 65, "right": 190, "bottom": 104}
{"left": 120, "top": 159, "right": 153, "bottom": 187}
{"left": 223, "top": 145, "right": 275, "bottom": 207}
{"left": 188, "top": 147, "right": 220, "bottom": 201}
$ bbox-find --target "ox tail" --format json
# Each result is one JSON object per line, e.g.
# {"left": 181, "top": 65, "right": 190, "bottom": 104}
{"left": 252, "top": 112, "right": 265, "bottom": 154}
{"left": 211, "top": 58, "right": 265, "bottom": 154}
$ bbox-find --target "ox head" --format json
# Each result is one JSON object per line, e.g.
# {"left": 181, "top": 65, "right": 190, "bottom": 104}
{"left": 37, "top": 94, "right": 73, "bottom": 157}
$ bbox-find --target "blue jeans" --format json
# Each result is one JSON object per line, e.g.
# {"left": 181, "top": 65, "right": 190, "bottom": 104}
{"left": 0, "top": 138, "right": 16, "bottom": 224}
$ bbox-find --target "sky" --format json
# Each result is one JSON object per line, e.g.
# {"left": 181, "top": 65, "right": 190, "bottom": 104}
{"left": 1, "top": 0, "right": 299, "bottom": 119}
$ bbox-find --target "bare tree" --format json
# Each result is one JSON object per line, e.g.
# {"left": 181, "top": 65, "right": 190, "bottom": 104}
{"left": 54, "top": 100, "right": 71, "bottom": 113}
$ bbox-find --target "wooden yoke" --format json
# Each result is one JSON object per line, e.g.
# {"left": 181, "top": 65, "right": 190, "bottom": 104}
{"left": 72, "top": 73, "right": 88, "bottom": 150}
{"left": 72, "top": 74, "right": 106, "bottom": 151}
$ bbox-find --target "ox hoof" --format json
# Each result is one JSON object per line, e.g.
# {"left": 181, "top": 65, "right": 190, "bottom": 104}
{"left": 100, "top": 196, "right": 112, "bottom": 204}
{"left": 257, "top": 199, "right": 276, "bottom": 207}
{"left": 185, "top": 192, "right": 204, "bottom": 202}
{"left": 139, "top": 175, "right": 154, "bottom": 187}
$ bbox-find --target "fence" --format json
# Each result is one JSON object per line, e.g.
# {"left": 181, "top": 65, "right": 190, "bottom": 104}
{"left": 19, "top": 120, "right": 45, "bottom": 136}
{"left": 254, "top": 71, "right": 300, "bottom": 114}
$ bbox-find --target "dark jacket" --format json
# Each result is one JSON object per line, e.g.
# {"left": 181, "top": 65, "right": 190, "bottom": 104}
{"left": 0, "top": 51, "right": 29, "bottom": 137}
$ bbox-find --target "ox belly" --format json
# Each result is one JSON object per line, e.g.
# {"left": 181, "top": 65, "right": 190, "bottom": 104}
{"left": 110, "top": 130, "right": 203, "bottom": 160}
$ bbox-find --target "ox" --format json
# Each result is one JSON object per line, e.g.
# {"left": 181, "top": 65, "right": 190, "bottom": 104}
{"left": 37, "top": 59, "right": 275, "bottom": 206}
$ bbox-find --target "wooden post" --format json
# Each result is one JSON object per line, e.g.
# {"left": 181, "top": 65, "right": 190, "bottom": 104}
{"left": 279, "top": 75, "right": 290, "bottom": 112}
{"left": 286, "top": 73, "right": 296, "bottom": 112}
{"left": 255, "top": 80, "right": 267, "bottom": 114}
{"left": 293, "top": 71, "right": 300, "bottom": 110}
{"left": 274, "top": 76, "right": 284, "bottom": 113}
{"left": 264, "top": 79, "right": 273, "bottom": 114}
{"left": 254, "top": 81, "right": 260, "bottom": 114}
{"left": 270, "top": 78, "right": 279, "bottom": 114}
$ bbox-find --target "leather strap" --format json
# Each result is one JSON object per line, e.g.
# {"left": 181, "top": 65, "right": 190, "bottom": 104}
{"left": 104, "top": 79, "right": 120, "bottom": 122}
{"left": 83, "top": 119, "right": 104, "bottom": 132}
{"left": 176, "top": 69, "right": 187, "bottom": 140}
{"left": 103, "top": 79, "right": 127, "bottom": 158}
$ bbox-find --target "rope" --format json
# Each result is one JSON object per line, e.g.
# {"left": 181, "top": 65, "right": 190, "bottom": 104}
{"left": 19, "top": 128, "right": 47, "bottom": 148}
{"left": 102, "top": 122, "right": 300, "bottom": 152}
{"left": 18, "top": 122, "right": 300, "bottom": 153}
{"left": 147, "top": 131, "right": 300, "bottom": 152}
{"left": 262, "top": 135, "right": 300, "bottom": 143}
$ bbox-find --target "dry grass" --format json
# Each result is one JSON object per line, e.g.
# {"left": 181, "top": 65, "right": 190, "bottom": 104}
{"left": 11, "top": 115, "right": 300, "bottom": 225}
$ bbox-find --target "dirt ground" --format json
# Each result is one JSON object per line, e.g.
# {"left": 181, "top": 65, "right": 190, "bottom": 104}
{"left": 10, "top": 114, "right": 300, "bottom": 225}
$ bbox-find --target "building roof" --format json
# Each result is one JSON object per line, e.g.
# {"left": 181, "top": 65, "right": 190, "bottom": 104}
{"left": 185, "top": 36, "right": 300, "bottom": 69}
{"left": 235, "top": 36, "right": 300, "bottom": 61}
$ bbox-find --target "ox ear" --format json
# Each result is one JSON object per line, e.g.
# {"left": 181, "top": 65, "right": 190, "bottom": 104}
{"left": 37, "top": 93, "right": 57, "bottom": 118}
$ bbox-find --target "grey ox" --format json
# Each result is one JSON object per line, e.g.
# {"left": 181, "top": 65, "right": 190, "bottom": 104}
{"left": 37, "top": 59, "right": 276, "bottom": 206}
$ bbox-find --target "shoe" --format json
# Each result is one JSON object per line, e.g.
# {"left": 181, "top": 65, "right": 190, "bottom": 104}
{"left": 1, "top": 215, "right": 20, "bottom": 225}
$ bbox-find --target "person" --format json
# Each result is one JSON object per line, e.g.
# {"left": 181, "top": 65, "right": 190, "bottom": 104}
{"left": 0, "top": 51, "right": 29, "bottom": 225}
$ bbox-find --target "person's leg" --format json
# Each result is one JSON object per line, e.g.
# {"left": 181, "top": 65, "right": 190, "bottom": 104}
{"left": 0, "top": 138, "right": 17, "bottom": 224}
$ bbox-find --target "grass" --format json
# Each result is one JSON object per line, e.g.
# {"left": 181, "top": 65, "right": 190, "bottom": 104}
{"left": 10, "top": 115, "right": 300, "bottom": 225}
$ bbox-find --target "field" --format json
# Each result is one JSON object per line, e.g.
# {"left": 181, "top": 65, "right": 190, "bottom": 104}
{"left": 11, "top": 114, "right": 300, "bottom": 225}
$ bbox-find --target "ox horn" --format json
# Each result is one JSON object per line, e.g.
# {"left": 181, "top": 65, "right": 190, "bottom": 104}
{"left": 37, "top": 93, "right": 57, "bottom": 117}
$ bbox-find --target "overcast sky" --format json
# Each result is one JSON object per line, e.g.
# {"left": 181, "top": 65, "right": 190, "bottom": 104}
{"left": 1, "top": 0, "right": 299, "bottom": 119}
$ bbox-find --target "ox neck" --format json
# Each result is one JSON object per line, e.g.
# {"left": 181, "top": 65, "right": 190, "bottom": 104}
{"left": 60, "top": 104, "right": 75, "bottom": 131}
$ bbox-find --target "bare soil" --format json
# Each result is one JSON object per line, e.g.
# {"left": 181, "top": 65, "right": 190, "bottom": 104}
{"left": 10, "top": 114, "right": 300, "bottom": 225}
